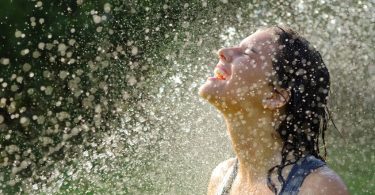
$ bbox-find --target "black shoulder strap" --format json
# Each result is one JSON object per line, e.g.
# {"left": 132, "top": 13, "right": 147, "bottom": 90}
{"left": 279, "top": 155, "right": 326, "bottom": 195}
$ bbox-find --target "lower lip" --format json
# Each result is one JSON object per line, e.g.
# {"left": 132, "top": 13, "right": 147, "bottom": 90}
{"left": 207, "top": 77, "right": 224, "bottom": 81}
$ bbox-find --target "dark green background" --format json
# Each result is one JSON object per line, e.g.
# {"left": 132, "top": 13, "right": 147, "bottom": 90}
{"left": 0, "top": 0, "right": 373, "bottom": 194}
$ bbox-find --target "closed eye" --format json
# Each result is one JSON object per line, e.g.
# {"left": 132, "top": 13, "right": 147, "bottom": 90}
{"left": 244, "top": 48, "right": 258, "bottom": 55}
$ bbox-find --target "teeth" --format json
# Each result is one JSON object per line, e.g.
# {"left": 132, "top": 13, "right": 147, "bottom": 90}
{"left": 214, "top": 67, "right": 227, "bottom": 80}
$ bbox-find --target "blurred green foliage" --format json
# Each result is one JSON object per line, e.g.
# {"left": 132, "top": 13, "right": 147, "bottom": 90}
{"left": 0, "top": 0, "right": 373, "bottom": 194}
{"left": 0, "top": 0, "right": 245, "bottom": 193}
{"left": 0, "top": 0, "right": 185, "bottom": 192}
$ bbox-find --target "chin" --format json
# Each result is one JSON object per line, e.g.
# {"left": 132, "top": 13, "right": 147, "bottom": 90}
{"left": 198, "top": 81, "right": 226, "bottom": 107}
{"left": 198, "top": 80, "right": 219, "bottom": 98}
{"left": 198, "top": 82, "right": 211, "bottom": 100}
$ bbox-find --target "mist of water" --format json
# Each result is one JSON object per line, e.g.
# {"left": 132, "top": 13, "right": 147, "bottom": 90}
{"left": 0, "top": 0, "right": 374, "bottom": 194}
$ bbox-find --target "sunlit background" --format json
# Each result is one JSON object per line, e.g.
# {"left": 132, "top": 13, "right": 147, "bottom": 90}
{"left": 0, "top": 0, "right": 374, "bottom": 194}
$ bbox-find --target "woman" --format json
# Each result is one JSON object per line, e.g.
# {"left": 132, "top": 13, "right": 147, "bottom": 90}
{"left": 198, "top": 26, "right": 349, "bottom": 195}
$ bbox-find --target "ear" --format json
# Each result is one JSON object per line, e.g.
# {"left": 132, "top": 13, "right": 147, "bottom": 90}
{"left": 262, "top": 88, "right": 291, "bottom": 110}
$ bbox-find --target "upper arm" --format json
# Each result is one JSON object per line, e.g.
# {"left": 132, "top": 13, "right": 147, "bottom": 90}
{"left": 299, "top": 166, "right": 349, "bottom": 195}
{"left": 207, "top": 158, "right": 236, "bottom": 195}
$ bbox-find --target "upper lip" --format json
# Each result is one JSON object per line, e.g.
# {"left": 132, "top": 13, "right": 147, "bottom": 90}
{"left": 214, "top": 65, "right": 230, "bottom": 80}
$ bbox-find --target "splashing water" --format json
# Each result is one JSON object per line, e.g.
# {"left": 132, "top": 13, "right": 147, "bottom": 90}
{"left": 0, "top": 0, "right": 374, "bottom": 194}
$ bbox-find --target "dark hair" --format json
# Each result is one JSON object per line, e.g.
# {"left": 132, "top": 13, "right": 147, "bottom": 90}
{"left": 266, "top": 26, "right": 330, "bottom": 194}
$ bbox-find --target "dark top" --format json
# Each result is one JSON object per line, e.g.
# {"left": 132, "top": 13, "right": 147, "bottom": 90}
{"left": 217, "top": 155, "right": 326, "bottom": 195}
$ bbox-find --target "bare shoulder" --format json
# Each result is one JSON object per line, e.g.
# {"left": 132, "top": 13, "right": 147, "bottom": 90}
{"left": 299, "top": 166, "right": 349, "bottom": 195}
{"left": 207, "top": 158, "right": 237, "bottom": 195}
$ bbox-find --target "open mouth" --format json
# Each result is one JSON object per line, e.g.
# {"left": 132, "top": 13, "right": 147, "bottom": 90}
{"left": 214, "top": 66, "right": 229, "bottom": 80}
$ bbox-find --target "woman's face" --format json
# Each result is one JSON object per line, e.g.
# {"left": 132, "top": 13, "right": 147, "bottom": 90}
{"left": 198, "top": 29, "right": 279, "bottom": 111}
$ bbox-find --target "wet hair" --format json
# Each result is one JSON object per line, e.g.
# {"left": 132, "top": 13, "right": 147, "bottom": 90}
{"left": 266, "top": 25, "right": 330, "bottom": 194}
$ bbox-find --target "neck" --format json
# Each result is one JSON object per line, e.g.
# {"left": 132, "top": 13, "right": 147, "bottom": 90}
{"left": 221, "top": 104, "right": 283, "bottom": 185}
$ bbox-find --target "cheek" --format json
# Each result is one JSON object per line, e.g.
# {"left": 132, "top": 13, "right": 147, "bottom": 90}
{"left": 229, "top": 70, "right": 263, "bottom": 96}
{"left": 234, "top": 58, "right": 258, "bottom": 75}
{"left": 230, "top": 57, "right": 268, "bottom": 86}
{"left": 228, "top": 79, "right": 268, "bottom": 103}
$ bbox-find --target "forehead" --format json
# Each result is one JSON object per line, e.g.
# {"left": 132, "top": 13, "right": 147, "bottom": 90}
{"left": 239, "top": 29, "right": 277, "bottom": 48}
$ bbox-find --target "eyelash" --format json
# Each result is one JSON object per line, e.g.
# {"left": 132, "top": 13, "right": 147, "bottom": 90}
{"left": 244, "top": 48, "right": 257, "bottom": 55}
{"left": 244, "top": 49, "right": 256, "bottom": 56}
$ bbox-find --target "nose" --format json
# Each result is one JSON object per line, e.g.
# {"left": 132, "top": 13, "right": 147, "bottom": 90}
{"left": 217, "top": 48, "right": 233, "bottom": 63}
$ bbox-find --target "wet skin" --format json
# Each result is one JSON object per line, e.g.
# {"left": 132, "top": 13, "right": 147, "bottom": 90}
{"left": 199, "top": 29, "right": 349, "bottom": 195}
{"left": 198, "top": 29, "right": 280, "bottom": 114}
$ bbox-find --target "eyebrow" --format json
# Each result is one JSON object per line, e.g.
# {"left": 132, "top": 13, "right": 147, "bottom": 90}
{"left": 238, "top": 43, "right": 259, "bottom": 54}
{"left": 238, "top": 43, "right": 258, "bottom": 54}
{"left": 243, "top": 46, "right": 258, "bottom": 54}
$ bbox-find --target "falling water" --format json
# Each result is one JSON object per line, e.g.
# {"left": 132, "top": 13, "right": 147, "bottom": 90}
{"left": 0, "top": 0, "right": 374, "bottom": 194}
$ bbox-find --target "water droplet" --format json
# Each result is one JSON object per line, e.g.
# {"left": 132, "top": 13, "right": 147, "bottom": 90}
{"left": 104, "top": 3, "right": 111, "bottom": 13}
{"left": 93, "top": 15, "right": 102, "bottom": 24}
{"left": 0, "top": 58, "right": 10, "bottom": 65}
{"left": 131, "top": 47, "right": 138, "bottom": 55}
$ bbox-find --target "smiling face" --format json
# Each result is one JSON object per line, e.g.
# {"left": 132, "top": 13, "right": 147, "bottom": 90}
{"left": 198, "top": 29, "right": 280, "bottom": 113}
